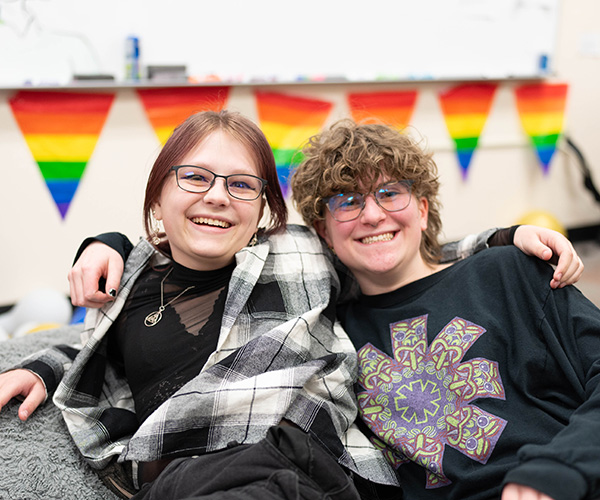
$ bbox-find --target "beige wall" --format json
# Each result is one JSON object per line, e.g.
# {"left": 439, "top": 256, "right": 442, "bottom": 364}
{"left": 1, "top": 0, "right": 599, "bottom": 305}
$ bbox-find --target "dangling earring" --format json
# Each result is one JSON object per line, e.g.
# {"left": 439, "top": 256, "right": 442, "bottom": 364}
{"left": 150, "top": 210, "right": 161, "bottom": 246}
{"left": 248, "top": 233, "right": 258, "bottom": 247}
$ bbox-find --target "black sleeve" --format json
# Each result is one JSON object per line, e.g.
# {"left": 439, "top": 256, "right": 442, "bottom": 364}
{"left": 487, "top": 225, "right": 520, "bottom": 248}
{"left": 72, "top": 232, "right": 134, "bottom": 265}
{"left": 72, "top": 233, "right": 134, "bottom": 293}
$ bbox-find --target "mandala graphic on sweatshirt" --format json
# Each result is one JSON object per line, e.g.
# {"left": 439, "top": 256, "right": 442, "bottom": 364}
{"left": 357, "top": 315, "right": 506, "bottom": 489}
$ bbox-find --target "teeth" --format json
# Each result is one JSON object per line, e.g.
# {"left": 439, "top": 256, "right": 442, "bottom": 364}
{"left": 191, "top": 217, "right": 231, "bottom": 228}
{"left": 361, "top": 233, "right": 394, "bottom": 244}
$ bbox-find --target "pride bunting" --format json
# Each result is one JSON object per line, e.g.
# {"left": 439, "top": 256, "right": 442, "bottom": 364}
{"left": 439, "top": 83, "right": 498, "bottom": 179}
{"left": 9, "top": 90, "right": 115, "bottom": 219}
{"left": 137, "top": 86, "right": 230, "bottom": 144}
{"left": 254, "top": 91, "right": 333, "bottom": 196}
{"left": 514, "top": 82, "right": 568, "bottom": 174}
{"left": 347, "top": 90, "right": 418, "bottom": 128}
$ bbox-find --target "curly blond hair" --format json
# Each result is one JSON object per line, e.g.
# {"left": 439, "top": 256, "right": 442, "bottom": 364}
{"left": 290, "top": 119, "right": 443, "bottom": 263}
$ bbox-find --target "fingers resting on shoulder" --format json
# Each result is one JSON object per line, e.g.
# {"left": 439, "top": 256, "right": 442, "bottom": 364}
{"left": 513, "top": 225, "right": 584, "bottom": 289}
{"left": 68, "top": 241, "right": 124, "bottom": 308}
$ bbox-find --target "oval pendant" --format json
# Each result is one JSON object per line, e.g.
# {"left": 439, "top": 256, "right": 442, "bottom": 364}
{"left": 144, "top": 310, "right": 162, "bottom": 327}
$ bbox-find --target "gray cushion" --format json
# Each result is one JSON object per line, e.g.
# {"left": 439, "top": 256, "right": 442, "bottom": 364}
{"left": 0, "top": 326, "right": 119, "bottom": 499}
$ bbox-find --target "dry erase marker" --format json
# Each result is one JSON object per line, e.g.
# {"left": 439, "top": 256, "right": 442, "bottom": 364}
{"left": 126, "top": 36, "right": 140, "bottom": 81}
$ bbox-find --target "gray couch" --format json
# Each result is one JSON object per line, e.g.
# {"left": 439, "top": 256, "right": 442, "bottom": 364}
{"left": 1, "top": 326, "right": 119, "bottom": 500}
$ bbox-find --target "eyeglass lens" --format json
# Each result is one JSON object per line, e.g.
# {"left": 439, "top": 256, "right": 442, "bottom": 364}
{"left": 328, "top": 181, "right": 413, "bottom": 221}
{"left": 174, "top": 166, "right": 265, "bottom": 200}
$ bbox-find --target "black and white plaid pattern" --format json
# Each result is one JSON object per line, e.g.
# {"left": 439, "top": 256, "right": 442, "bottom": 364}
{"left": 48, "top": 226, "right": 357, "bottom": 484}
{"left": 21, "top": 224, "right": 488, "bottom": 487}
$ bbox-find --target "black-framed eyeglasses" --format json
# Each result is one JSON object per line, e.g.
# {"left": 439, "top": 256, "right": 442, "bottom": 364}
{"left": 171, "top": 165, "right": 268, "bottom": 201}
{"left": 323, "top": 180, "right": 415, "bottom": 222}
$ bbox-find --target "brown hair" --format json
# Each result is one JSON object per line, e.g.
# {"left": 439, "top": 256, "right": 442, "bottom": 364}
{"left": 290, "top": 119, "right": 443, "bottom": 263}
{"left": 143, "top": 110, "right": 287, "bottom": 242}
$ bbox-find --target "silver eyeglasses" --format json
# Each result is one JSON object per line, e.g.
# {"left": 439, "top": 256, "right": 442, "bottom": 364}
{"left": 171, "top": 165, "right": 268, "bottom": 201}
{"left": 323, "top": 180, "right": 415, "bottom": 222}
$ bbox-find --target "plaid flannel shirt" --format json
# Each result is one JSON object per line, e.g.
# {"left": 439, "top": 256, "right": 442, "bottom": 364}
{"left": 21, "top": 225, "right": 357, "bottom": 488}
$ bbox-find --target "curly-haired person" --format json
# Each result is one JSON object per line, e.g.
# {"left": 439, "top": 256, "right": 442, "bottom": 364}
{"left": 291, "top": 119, "right": 600, "bottom": 500}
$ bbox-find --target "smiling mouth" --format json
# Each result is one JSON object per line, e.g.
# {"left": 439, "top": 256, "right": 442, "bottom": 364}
{"left": 191, "top": 217, "right": 231, "bottom": 228}
{"left": 360, "top": 232, "right": 395, "bottom": 245}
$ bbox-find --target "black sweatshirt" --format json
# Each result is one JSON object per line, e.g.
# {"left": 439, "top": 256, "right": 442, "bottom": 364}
{"left": 339, "top": 246, "right": 600, "bottom": 500}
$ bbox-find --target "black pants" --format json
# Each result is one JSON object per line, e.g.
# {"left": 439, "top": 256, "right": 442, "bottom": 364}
{"left": 132, "top": 425, "right": 361, "bottom": 500}
{"left": 352, "top": 475, "right": 402, "bottom": 500}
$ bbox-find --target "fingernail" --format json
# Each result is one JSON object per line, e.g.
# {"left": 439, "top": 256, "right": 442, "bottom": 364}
{"left": 108, "top": 289, "right": 117, "bottom": 297}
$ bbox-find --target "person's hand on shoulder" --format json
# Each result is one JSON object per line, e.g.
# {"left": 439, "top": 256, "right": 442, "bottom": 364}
{"left": 502, "top": 483, "right": 555, "bottom": 500}
{"left": 68, "top": 241, "right": 124, "bottom": 308}
{"left": 0, "top": 369, "right": 46, "bottom": 421}
{"left": 513, "top": 225, "right": 584, "bottom": 289}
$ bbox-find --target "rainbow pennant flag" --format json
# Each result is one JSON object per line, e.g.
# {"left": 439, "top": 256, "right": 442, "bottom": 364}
{"left": 439, "top": 83, "right": 498, "bottom": 179}
{"left": 137, "top": 86, "right": 230, "bottom": 144}
{"left": 9, "top": 90, "right": 115, "bottom": 219}
{"left": 347, "top": 90, "right": 418, "bottom": 128}
{"left": 514, "top": 83, "right": 568, "bottom": 174}
{"left": 254, "top": 91, "right": 333, "bottom": 197}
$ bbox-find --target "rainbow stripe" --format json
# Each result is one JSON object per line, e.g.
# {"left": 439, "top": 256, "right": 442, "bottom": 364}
{"left": 514, "top": 83, "right": 568, "bottom": 174}
{"left": 347, "top": 90, "right": 418, "bottom": 128}
{"left": 439, "top": 83, "right": 498, "bottom": 179}
{"left": 254, "top": 91, "right": 333, "bottom": 196}
{"left": 137, "top": 87, "right": 230, "bottom": 144}
{"left": 9, "top": 90, "right": 115, "bottom": 219}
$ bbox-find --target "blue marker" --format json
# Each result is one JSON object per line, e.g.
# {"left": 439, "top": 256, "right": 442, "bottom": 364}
{"left": 126, "top": 36, "right": 141, "bottom": 81}
{"left": 539, "top": 54, "right": 549, "bottom": 74}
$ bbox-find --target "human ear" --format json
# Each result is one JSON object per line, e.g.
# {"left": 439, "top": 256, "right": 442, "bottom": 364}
{"left": 418, "top": 197, "right": 429, "bottom": 231}
{"left": 152, "top": 202, "right": 163, "bottom": 221}
{"left": 314, "top": 220, "right": 334, "bottom": 248}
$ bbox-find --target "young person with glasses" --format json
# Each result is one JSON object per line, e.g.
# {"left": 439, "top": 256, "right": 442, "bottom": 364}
{"left": 0, "top": 110, "right": 361, "bottom": 499}
{"left": 291, "top": 119, "right": 600, "bottom": 500}
{"left": 33, "top": 111, "right": 581, "bottom": 500}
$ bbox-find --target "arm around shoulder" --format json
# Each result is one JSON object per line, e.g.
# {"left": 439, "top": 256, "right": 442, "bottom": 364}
{"left": 441, "top": 225, "right": 583, "bottom": 288}
{"left": 69, "top": 233, "right": 133, "bottom": 308}
{"left": 512, "top": 225, "right": 583, "bottom": 288}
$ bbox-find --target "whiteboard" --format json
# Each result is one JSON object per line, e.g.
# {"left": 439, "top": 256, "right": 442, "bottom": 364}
{"left": 0, "top": 0, "right": 561, "bottom": 86}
